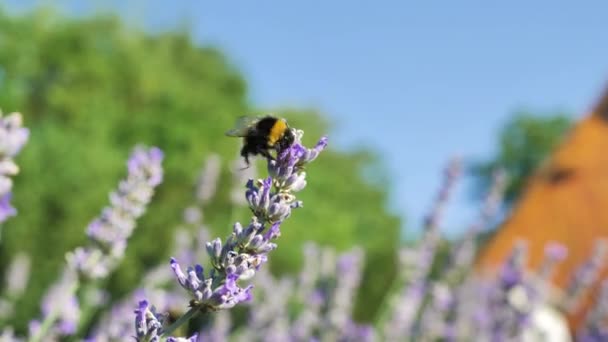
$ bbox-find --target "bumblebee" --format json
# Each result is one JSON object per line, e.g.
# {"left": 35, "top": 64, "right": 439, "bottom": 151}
{"left": 225, "top": 115, "right": 296, "bottom": 167}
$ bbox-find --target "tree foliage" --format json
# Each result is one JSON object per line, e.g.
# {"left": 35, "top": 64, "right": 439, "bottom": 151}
{"left": 469, "top": 112, "right": 573, "bottom": 207}
{"left": 0, "top": 8, "right": 400, "bottom": 329}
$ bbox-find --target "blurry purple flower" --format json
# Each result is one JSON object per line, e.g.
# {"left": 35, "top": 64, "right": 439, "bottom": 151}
{"left": 577, "top": 277, "right": 608, "bottom": 341}
{"left": 327, "top": 248, "right": 365, "bottom": 335}
{"left": 383, "top": 278, "right": 427, "bottom": 340}
{"left": 0, "top": 111, "right": 28, "bottom": 226}
{"left": 342, "top": 320, "right": 376, "bottom": 342}
{"left": 39, "top": 269, "right": 80, "bottom": 337}
{"left": 564, "top": 239, "right": 608, "bottom": 312}
{"left": 0, "top": 113, "right": 27, "bottom": 224}
{"left": 3, "top": 252, "right": 30, "bottom": 298}
{"left": 28, "top": 321, "right": 41, "bottom": 340}
{"left": 545, "top": 241, "right": 568, "bottom": 261}
{"left": 0, "top": 111, "right": 29, "bottom": 158}
{"left": 0, "top": 327, "right": 22, "bottom": 342}
{"left": 537, "top": 241, "right": 568, "bottom": 281}
{"left": 422, "top": 157, "right": 461, "bottom": 234}
{"left": 183, "top": 206, "right": 202, "bottom": 225}
{"left": 0, "top": 193, "right": 16, "bottom": 223}
{"left": 67, "top": 146, "right": 164, "bottom": 279}
{"left": 296, "top": 242, "right": 321, "bottom": 300}
{"left": 198, "top": 310, "right": 231, "bottom": 342}
{"left": 499, "top": 241, "right": 527, "bottom": 289}
{"left": 244, "top": 270, "right": 293, "bottom": 340}
{"left": 196, "top": 154, "right": 221, "bottom": 204}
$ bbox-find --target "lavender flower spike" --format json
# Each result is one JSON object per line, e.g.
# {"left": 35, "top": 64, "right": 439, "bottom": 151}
{"left": 67, "top": 145, "right": 164, "bottom": 280}
{"left": 134, "top": 300, "right": 164, "bottom": 342}
{"left": 166, "top": 124, "right": 327, "bottom": 336}
{"left": 0, "top": 110, "right": 29, "bottom": 226}
{"left": 134, "top": 300, "right": 198, "bottom": 342}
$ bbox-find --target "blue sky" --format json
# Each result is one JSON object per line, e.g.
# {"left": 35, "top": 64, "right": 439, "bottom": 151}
{"left": 6, "top": 0, "right": 608, "bottom": 237}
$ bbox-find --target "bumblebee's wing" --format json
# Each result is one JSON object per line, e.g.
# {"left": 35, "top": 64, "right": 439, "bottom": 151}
{"left": 225, "top": 116, "right": 262, "bottom": 137}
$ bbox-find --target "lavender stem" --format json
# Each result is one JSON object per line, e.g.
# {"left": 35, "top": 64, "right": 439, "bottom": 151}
{"left": 27, "top": 279, "right": 79, "bottom": 342}
{"left": 161, "top": 307, "right": 201, "bottom": 337}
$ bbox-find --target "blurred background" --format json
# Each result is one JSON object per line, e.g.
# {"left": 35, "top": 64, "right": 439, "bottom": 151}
{"left": 1, "top": 0, "right": 608, "bottom": 339}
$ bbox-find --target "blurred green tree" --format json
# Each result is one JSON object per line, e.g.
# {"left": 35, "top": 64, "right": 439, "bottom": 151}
{"left": 469, "top": 112, "right": 573, "bottom": 208}
{"left": 0, "top": 8, "right": 400, "bottom": 331}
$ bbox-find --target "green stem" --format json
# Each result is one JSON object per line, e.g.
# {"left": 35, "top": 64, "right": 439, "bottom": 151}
{"left": 374, "top": 269, "right": 408, "bottom": 328}
{"left": 74, "top": 282, "right": 102, "bottom": 337}
{"left": 27, "top": 278, "right": 79, "bottom": 342}
{"left": 161, "top": 307, "right": 201, "bottom": 337}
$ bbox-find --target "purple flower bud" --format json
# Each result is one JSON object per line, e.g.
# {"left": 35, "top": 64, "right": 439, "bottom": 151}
{"left": 170, "top": 258, "right": 188, "bottom": 288}
{"left": 264, "top": 222, "right": 282, "bottom": 240}
{"left": 298, "top": 136, "right": 328, "bottom": 164}
{"left": 268, "top": 202, "right": 291, "bottom": 222}
{"left": 284, "top": 171, "right": 307, "bottom": 192}
{"left": 134, "top": 300, "right": 164, "bottom": 342}
{"left": 206, "top": 238, "right": 222, "bottom": 262}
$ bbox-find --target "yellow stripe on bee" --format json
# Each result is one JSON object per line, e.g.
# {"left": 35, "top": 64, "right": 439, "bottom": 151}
{"left": 268, "top": 119, "right": 288, "bottom": 146}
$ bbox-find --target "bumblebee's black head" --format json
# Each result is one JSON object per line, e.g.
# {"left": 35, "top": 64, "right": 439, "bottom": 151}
{"left": 278, "top": 128, "right": 296, "bottom": 151}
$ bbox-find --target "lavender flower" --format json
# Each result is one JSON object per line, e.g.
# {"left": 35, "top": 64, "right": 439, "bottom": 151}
{"left": 67, "top": 146, "right": 164, "bottom": 279}
{"left": 326, "top": 248, "right": 365, "bottom": 337}
{"left": 422, "top": 157, "right": 462, "bottom": 237}
{"left": 231, "top": 244, "right": 370, "bottom": 342}
{"left": 296, "top": 242, "right": 322, "bottom": 300}
{"left": 483, "top": 241, "right": 534, "bottom": 340}
{"left": 30, "top": 269, "right": 80, "bottom": 341}
{"left": 167, "top": 129, "right": 327, "bottom": 319}
{"left": 134, "top": 300, "right": 200, "bottom": 342}
{"left": 563, "top": 239, "right": 608, "bottom": 313}
{"left": 91, "top": 152, "right": 224, "bottom": 342}
{"left": 0, "top": 193, "right": 16, "bottom": 223}
{"left": 446, "top": 168, "right": 507, "bottom": 281}
{"left": 0, "top": 327, "right": 22, "bottom": 342}
{"left": 0, "top": 111, "right": 29, "bottom": 227}
{"left": 133, "top": 300, "right": 164, "bottom": 342}
{"left": 238, "top": 270, "right": 293, "bottom": 342}
{"left": 537, "top": 241, "right": 568, "bottom": 282}
{"left": 198, "top": 310, "right": 232, "bottom": 342}
{"left": 196, "top": 153, "right": 221, "bottom": 204}
{"left": 577, "top": 279, "right": 608, "bottom": 341}
{"left": 88, "top": 225, "right": 212, "bottom": 341}
{"left": 382, "top": 158, "right": 461, "bottom": 340}
{"left": 26, "top": 146, "right": 164, "bottom": 342}
{"left": 2, "top": 251, "right": 30, "bottom": 299}
{"left": 131, "top": 127, "right": 328, "bottom": 340}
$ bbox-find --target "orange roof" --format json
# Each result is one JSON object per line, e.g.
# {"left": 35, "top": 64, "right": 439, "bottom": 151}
{"left": 476, "top": 85, "right": 608, "bottom": 331}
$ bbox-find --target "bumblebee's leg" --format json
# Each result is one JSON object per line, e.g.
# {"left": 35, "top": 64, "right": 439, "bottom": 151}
{"left": 240, "top": 146, "right": 251, "bottom": 169}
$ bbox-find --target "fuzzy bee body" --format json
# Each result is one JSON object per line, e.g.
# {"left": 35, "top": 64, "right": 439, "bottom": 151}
{"left": 225, "top": 115, "right": 295, "bottom": 167}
